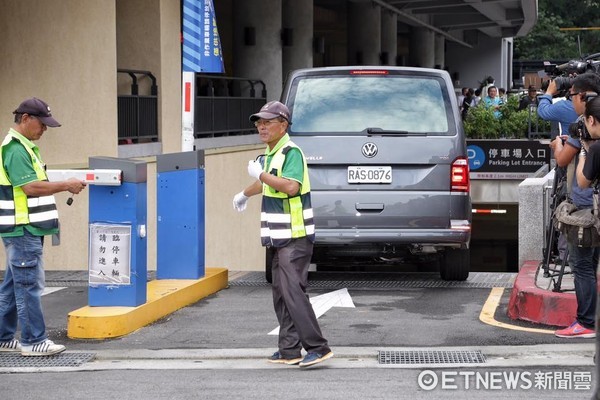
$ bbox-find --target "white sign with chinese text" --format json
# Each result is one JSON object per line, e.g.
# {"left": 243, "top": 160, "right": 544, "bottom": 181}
{"left": 89, "top": 224, "right": 132, "bottom": 285}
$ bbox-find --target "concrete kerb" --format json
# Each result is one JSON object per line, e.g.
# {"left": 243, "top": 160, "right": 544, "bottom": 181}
{"left": 89, "top": 343, "right": 594, "bottom": 363}
{"left": 92, "top": 343, "right": 593, "bottom": 370}
{"left": 0, "top": 344, "right": 593, "bottom": 373}
{"left": 67, "top": 267, "right": 229, "bottom": 339}
{"left": 507, "top": 261, "right": 576, "bottom": 327}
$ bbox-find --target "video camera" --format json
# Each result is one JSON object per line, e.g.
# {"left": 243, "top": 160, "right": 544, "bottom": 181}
{"left": 569, "top": 118, "right": 595, "bottom": 141}
{"left": 543, "top": 52, "right": 600, "bottom": 94}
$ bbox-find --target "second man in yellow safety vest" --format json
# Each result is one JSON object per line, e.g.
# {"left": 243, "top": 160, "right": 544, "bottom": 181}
{"left": 233, "top": 101, "right": 333, "bottom": 367}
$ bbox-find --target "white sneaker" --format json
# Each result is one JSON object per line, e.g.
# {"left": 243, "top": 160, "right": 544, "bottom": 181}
{"left": 0, "top": 339, "right": 21, "bottom": 352}
{"left": 21, "top": 339, "right": 65, "bottom": 356}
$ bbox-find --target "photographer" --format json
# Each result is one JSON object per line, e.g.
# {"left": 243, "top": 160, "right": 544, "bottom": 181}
{"left": 577, "top": 92, "right": 600, "bottom": 400}
{"left": 554, "top": 72, "right": 600, "bottom": 339}
{"left": 539, "top": 79, "right": 578, "bottom": 134}
{"left": 577, "top": 94, "right": 600, "bottom": 187}
{"left": 541, "top": 79, "right": 581, "bottom": 269}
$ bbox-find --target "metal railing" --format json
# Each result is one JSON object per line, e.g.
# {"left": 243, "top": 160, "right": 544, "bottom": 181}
{"left": 117, "top": 69, "right": 159, "bottom": 143}
{"left": 526, "top": 104, "right": 552, "bottom": 140}
{"left": 193, "top": 74, "right": 266, "bottom": 139}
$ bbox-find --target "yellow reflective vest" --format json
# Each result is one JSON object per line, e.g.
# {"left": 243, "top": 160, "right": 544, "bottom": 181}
{"left": 260, "top": 138, "right": 315, "bottom": 247}
{"left": 0, "top": 131, "right": 58, "bottom": 233}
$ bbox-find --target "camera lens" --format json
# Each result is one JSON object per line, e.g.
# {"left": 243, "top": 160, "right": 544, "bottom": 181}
{"left": 554, "top": 77, "right": 574, "bottom": 92}
{"left": 568, "top": 121, "right": 581, "bottom": 138}
{"left": 569, "top": 119, "right": 595, "bottom": 140}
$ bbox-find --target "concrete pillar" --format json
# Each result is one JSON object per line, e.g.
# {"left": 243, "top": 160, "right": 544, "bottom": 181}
{"left": 518, "top": 176, "right": 550, "bottom": 269}
{"left": 116, "top": 0, "right": 181, "bottom": 154}
{"left": 0, "top": 0, "right": 118, "bottom": 271}
{"left": 282, "top": 0, "right": 313, "bottom": 80}
{"left": 158, "top": 0, "right": 182, "bottom": 154}
{"left": 409, "top": 27, "right": 435, "bottom": 68}
{"left": 381, "top": 11, "right": 397, "bottom": 66}
{"left": 347, "top": 2, "right": 381, "bottom": 65}
{"left": 233, "top": 0, "right": 282, "bottom": 101}
{"left": 434, "top": 34, "right": 445, "bottom": 69}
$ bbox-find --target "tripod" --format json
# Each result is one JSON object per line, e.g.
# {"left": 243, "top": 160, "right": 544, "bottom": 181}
{"left": 541, "top": 166, "right": 571, "bottom": 292}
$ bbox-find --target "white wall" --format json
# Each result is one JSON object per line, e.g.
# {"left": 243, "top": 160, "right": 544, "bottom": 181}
{"left": 446, "top": 36, "right": 507, "bottom": 91}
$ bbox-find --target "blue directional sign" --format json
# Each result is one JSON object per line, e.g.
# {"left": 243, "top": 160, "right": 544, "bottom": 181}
{"left": 467, "top": 139, "right": 550, "bottom": 180}
{"left": 182, "top": 0, "right": 224, "bottom": 73}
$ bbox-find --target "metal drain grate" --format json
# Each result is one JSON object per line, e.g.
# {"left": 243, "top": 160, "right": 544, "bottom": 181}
{"left": 0, "top": 352, "right": 96, "bottom": 368}
{"left": 0, "top": 271, "right": 157, "bottom": 287}
{"left": 229, "top": 272, "right": 516, "bottom": 289}
{"left": 378, "top": 350, "right": 486, "bottom": 365}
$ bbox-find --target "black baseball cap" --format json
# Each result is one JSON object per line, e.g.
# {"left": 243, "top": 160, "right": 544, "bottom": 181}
{"left": 13, "top": 97, "right": 61, "bottom": 127}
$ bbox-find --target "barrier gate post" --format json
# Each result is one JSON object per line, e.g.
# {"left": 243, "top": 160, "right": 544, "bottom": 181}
{"left": 156, "top": 151, "right": 205, "bottom": 279}
{"left": 88, "top": 157, "right": 147, "bottom": 306}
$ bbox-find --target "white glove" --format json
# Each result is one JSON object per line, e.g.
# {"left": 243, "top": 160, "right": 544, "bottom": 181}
{"left": 232, "top": 191, "right": 249, "bottom": 212}
{"left": 247, "top": 160, "right": 264, "bottom": 181}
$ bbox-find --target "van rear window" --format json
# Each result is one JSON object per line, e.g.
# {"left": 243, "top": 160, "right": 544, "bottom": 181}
{"left": 288, "top": 75, "right": 453, "bottom": 135}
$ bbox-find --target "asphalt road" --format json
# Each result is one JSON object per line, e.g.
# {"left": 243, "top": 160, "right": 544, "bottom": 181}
{"left": 43, "top": 283, "right": 587, "bottom": 351}
{"left": 0, "top": 271, "right": 597, "bottom": 399}
{"left": 0, "top": 367, "right": 595, "bottom": 400}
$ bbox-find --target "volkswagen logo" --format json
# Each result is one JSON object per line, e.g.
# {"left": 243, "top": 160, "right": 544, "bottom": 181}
{"left": 361, "top": 142, "right": 378, "bottom": 158}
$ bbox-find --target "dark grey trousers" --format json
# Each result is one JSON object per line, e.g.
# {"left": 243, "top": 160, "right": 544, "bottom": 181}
{"left": 271, "top": 237, "right": 330, "bottom": 358}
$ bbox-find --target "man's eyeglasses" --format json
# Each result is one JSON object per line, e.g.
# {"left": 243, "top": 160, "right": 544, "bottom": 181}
{"left": 254, "top": 119, "right": 281, "bottom": 128}
{"left": 566, "top": 91, "right": 582, "bottom": 101}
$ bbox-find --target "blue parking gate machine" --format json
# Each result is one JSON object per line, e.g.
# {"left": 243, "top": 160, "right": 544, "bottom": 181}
{"left": 88, "top": 157, "right": 147, "bottom": 307}
{"left": 156, "top": 151, "right": 205, "bottom": 279}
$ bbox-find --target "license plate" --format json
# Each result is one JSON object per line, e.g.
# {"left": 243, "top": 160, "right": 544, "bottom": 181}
{"left": 347, "top": 166, "right": 392, "bottom": 183}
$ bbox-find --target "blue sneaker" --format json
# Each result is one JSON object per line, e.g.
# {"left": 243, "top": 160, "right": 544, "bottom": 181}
{"left": 299, "top": 351, "right": 334, "bottom": 367}
{"left": 268, "top": 351, "right": 303, "bottom": 365}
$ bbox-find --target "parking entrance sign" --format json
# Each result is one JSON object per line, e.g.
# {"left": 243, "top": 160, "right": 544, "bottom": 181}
{"left": 467, "top": 139, "right": 550, "bottom": 179}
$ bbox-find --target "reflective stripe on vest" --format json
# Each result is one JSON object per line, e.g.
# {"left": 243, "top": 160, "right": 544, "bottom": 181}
{"left": 260, "top": 140, "right": 315, "bottom": 247}
{"left": 0, "top": 132, "right": 58, "bottom": 233}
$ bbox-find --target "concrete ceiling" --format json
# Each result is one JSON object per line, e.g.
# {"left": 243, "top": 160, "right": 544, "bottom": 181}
{"left": 315, "top": 0, "right": 538, "bottom": 47}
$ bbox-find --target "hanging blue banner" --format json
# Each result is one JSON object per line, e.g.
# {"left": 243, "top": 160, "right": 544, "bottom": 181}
{"left": 182, "top": 0, "right": 225, "bottom": 73}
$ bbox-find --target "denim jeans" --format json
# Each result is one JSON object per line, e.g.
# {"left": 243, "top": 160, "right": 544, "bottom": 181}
{"left": 567, "top": 242, "right": 600, "bottom": 329}
{"left": 0, "top": 230, "right": 47, "bottom": 345}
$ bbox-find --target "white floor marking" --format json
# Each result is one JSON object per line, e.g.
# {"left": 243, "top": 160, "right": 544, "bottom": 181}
{"left": 269, "top": 288, "right": 355, "bottom": 335}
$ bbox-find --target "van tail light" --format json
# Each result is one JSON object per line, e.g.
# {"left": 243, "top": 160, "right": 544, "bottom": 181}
{"left": 451, "top": 157, "right": 470, "bottom": 192}
{"left": 350, "top": 70, "right": 389, "bottom": 75}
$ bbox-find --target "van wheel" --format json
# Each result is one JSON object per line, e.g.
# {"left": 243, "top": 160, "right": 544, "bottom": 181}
{"left": 265, "top": 247, "right": 275, "bottom": 284}
{"left": 440, "top": 249, "right": 470, "bottom": 281}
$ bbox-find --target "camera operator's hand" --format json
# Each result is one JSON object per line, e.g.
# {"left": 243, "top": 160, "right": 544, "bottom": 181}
{"left": 545, "top": 80, "right": 558, "bottom": 97}
{"left": 550, "top": 136, "right": 564, "bottom": 152}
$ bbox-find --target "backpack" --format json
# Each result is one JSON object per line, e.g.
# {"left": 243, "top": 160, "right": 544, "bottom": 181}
{"left": 553, "top": 196, "right": 600, "bottom": 247}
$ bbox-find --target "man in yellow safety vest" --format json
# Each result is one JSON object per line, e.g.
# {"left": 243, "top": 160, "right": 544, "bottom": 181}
{"left": 233, "top": 101, "right": 333, "bottom": 367}
{"left": 0, "top": 98, "right": 86, "bottom": 356}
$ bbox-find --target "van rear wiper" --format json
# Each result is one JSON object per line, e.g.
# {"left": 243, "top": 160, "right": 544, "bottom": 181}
{"left": 365, "top": 127, "right": 427, "bottom": 136}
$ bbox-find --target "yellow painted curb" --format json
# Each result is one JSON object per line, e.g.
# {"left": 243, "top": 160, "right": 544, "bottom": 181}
{"left": 479, "top": 287, "right": 554, "bottom": 334}
{"left": 67, "top": 267, "right": 228, "bottom": 339}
